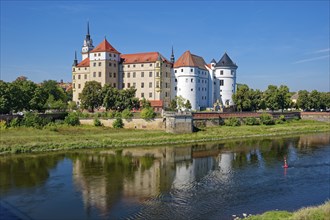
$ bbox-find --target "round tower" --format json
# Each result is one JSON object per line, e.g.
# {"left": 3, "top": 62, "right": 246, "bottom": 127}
{"left": 214, "top": 53, "right": 238, "bottom": 106}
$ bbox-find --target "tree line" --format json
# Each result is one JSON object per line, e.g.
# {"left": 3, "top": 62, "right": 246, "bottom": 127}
{"left": 0, "top": 78, "right": 71, "bottom": 114}
{"left": 232, "top": 84, "right": 330, "bottom": 112}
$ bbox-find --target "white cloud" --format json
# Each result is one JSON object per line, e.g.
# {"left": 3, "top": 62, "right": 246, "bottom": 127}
{"left": 312, "top": 48, "right": 330, "bottom": 54}
{"left": 293, "top": 55, "right": 329, "bottom": 64}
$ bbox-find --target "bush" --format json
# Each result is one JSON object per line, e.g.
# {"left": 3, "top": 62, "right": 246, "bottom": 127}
{"left": 244, "top": 117, "right": 260, "bottom": 125}
{"left": 141, "top": 107, "right": 156, "bottom": 120}
{"left": 115, "top": 111, "right": 122, "bottom": 118}
{"left": 93, "top": 117, "right": 102, "bottom": 126}
{"left": 122, "top": 109, "right": 133, "bottom": 119}
{"left": 260, "top": 113, "right": 275, "bottom": 125}
{"left": 276, "top": 115, "right": 286, "bottom": 124}
{"left": 21, "top": 112, "right": 50, "bottom": 128}
{"left": 113, "top": 117, "right": 124, "bottom": 128}
{"left": 10, "top": 118, "right": 21, "bottom": 127}
{"left": 107, "top": 111, "right": 116, "bottom": 118}
{"left": 64, "top": 112, "right": 80, "bottom": 126}
{"left": 225, "top": 117, "right": 241, "bottom": 126}
{"left": 0, "top": 120, "right": 7, "bottom": 129}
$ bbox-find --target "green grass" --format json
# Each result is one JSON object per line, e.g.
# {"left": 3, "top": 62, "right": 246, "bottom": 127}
{"left": 245, "top": 200, "right": 330, "bottom": 220}
{"left": 0, "top": 120, "right": 329, "bottom": 154}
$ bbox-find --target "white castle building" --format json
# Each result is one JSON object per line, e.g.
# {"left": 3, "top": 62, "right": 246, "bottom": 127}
{"left": 72, "top": 23, "right": 238, "bottom": 111}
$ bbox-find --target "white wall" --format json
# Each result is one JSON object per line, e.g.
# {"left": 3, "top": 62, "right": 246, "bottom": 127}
{"left": 214, "top": 67, "right": 236, "bottom": 106}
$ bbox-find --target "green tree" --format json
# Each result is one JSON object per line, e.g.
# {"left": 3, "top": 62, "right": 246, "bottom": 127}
{"left": 141, "top": 107, "right": 156, "bottom": 120}
{"left": 102, "top": 84, "right": 118, "bottom": 111}
{"left": 320, "top": 92, "right": 330, "bottom": 110}
{"left": 113, "top": 117, "right": 124, "bottom": 128}
{"left": 140, "top": 98, "right": 151, "bottom": 109}
{"left": 0, "top": 81, "right": 11, "bottom": 114}
{"left": 41, "top": 80, "right": 67, "bottom": 102}
{"left": 309, "top": 90, "right": 321, "bottom": 111}
{"left": 277, "top": 85, "right": 292, "bottom": 112}
{"left": 296, "top": 90, "right": 309, "bottom": 111}
{"left": 263, "top": 85, "right": 279, "bottom": 111}
{"left": 169, "top": 99, "right": 177, "bottom": 111}
{"left": 184, "top": 100, "right": 192, "bottom": 110}
{"left": 250, "top": 89, "right": 264, "bottom": 111}
{"left": 176, "top": 96, "right": 186, "bottom": 111}
{"left": 29, "top": 86, "right": 48, "bottom": 112}
{"left": 232, "top": 84, "right": 251, "bottom": 111}
{"left": 79, "top": 81, "right": 103, "bottom": 112}
{"left": 10, "top": 77, "right": 37, "bottom": 112}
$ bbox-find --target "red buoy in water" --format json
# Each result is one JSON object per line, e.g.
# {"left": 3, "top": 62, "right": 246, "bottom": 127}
{"left": 283, "top": 156, "right": 288, "bottom": 168}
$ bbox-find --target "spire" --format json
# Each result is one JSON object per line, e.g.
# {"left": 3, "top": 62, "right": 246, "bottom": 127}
{"left": 85, "top": 21, "right": 91, "bottom": 41}
{"left": 87, "top": 21, "right": 90, "bottom": 36}
{"left": 72, "top": 51, "right": 78, "bottom": 66}
{"left": 170, "top": 46, "right": 175, "bottom": 63}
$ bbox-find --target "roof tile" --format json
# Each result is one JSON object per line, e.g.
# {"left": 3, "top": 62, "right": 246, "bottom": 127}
{"left": 91, "top": 39, "right": 120, "bottom": 54}
{"left": 173, "top": 51, "right": 207, "bottom": 70}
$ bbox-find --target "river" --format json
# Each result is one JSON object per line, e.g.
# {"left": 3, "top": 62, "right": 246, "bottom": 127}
{"left": 0, "top": 133, "right": 329, "bottom": 220}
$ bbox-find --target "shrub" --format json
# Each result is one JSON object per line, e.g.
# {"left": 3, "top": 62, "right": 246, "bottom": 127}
{"left": 276, "top": 115, "right": 286, "bottom": 124}
{"left": 244, "top": 117, "right": 260, "bottom": 125}
{"left": 107, "top": 111, "right": 115, "bottom": 118}
{"left": 64, "top": 112, "right": 80, "bottom": 126}
{"left": 21, "top": 112, "right": 49, "bottom": 128}
{"left": 0, "top": 120, "right": 7, "bottom": 129}
{"left": 113, "top": 117, "right": 124, "bottom": 128}
{"left": 9, "top": 118, "right": 21, "bottom": 127}
{"left": 260, "top": 113, "right": 275, "bottom": 125}
{"left": 115, "top": 111, "right": 122, "bottom": 118}
{"left": 141, "top": 107, "right": 156, "bottom": 120}
{"left": 93, "top": 117, "right": 102, "bottom": 126}
{"left": 122, "top": 109, "right": 133, "bottom": 119}
{"left": 225, "top": 117, "right": 241, "bottom": 126}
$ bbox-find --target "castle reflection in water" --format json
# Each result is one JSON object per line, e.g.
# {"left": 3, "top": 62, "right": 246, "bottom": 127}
{"left": 70, "top": 133, "right": 330, "bottom": 215}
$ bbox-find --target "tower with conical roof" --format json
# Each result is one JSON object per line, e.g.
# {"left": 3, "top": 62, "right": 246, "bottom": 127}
{"left": 214, "top": 52, "right": 238, "bottom": 107}
{"left": 81, "top": 22, "right": 94, "bottom": 60}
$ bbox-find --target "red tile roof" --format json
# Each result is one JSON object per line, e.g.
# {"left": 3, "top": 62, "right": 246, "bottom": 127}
{"left": 174, "top": 50, "right": 207, "bottom": 70}
{"left": 91, "top": 39, "right": 120, "bottom": 54}
{"left": 77, "top": 57, "right": 90, "bottom": 67}
{"left": 150, "top": 100, "right": 163, "bottom": 107}
{"left": 121, "top": 52, "right": 171, "bottom": 64}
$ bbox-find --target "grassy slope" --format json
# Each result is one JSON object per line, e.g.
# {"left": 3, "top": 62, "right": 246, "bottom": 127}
{"left": 246, "top": 200, "right": 330, "bottom": 220}
{"left": 0, "top": 120, "right": 329, "bottom": 154}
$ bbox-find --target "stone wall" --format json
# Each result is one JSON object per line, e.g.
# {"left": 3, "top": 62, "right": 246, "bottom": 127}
{"left": 164, "top": 112, "right": 193, "bottom": 134}
{"left": 300, "top": 112, "right": 330, "bottom": 122}
{"left": 80, "top": 118, "right": 165, "bottom": 130}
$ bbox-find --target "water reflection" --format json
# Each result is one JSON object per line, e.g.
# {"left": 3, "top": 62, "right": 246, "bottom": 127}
{"left": 0, "top": 133, "right": 329, "bottom": 220}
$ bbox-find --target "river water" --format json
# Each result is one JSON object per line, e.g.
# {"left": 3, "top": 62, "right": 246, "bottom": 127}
{"left": 0, "top": 133, "right": 329, "bottom": 220}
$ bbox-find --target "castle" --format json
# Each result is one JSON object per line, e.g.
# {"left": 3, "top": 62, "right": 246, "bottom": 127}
{"left": 72, "top": 23, "right": 238, "bottom": 111}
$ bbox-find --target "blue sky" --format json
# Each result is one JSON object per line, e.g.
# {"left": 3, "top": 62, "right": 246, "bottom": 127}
{"left": 1, "top": 1, "right": 329, "bottom": 92}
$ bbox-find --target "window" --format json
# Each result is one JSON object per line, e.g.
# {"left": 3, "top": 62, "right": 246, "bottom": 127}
{"left": 114, "top": 63, "right": 116, "bottom": 67}
{"left": 114, "top": 83, "right": 116, "bottom": 87}
{"left": 78, "top": 68, "right": 80, "bottom": 70}
{"left": 149, "top": 72, "right": 152, "bottom": 77}
{"left": 109, "top": 53, "right": 112, "bottom": 57}
{"left": 149, "top": 63, "right": 152, "bottom": 67}
{"left": 109, "top": 63, "right": 112, "bottom": 67}
{"left": 191, "top": 78, "right": 193, "bottom": 83}
{"left": 191, "top": 88, "right": 193, "bottom": 91}
{"left": 127, "top": 72, "right": 130, "bottom": 78}
{"left": 109, "top": 72, "right": 112, "bottom": 77}
{"left": 149, "top": 92, "right": 152, "bottom": 98}
{"left": 114, "top": 54, "right": 116, "bottom": 57}
{"left": 175, "top": 79, "right": 177, "bottom": 82}
{"left": 78, "top": 84, "right": 81, "bottom": 89}
{"left": 85, "top": 68, "right": 87, "bottom": 70}
{"left": 99, "top": 72, "right": 101, "bottom": 77}
{"left": 198, "top": 79, "right": 200, "bottom": 83}
{"left": 128, "top": 65, "right": 130, "bottom": 68}
{"left": 73, "top": 75, "right": 75, "bottom": 80}
{"left": 191, "top": 69, "right": 193, "bottom": 72}
{"left": 133, "top": 64, "right": 136, "bottom": 67}
{"left": 141, "top": 82, "right": 144, "bottom": 88}
{"left": 98, "top": 62, "right": 101, "bottom": 66}
{"left": 141, "top": 64, "right": 144, "bottom": 67}
{"left": 175, "top": 87, "right": 177, "bottom": 91}
{"left": 73, "top": 68, "right": 75, "bottom": 72}
{"left": 98, "top": 53, "right": 101, "bottom": 56}
{"left": 231, "top": 71, "right": 234, "bottom": 75}
{"left": 127, "top": 83, "right": 130, "bottom": 88}
{"left": 220, "top": 70, "right": 223, "bottom": 75}
{"left": 141, "top": 93, "right": 144, "bottom": 98}
{"left": 220, "top": 80, "right": 224, "bottom": 86}
{"left": 165, "top": 83, "right": 168, "bottom": 88}
{"left": 93, "top": 72, "right": 96, "bottom": 77}
{"left": 149, "top": 82, "right": 152, "bottom": 88}
{"left": 122, "top": 83, "right": 125, "bottom": 88}
{"left": 93, "top": 63, "right": 96, "bottom": 67}
{"left": 123, "top": 72, "right": 125, "bottom": 78}
{"left": 85, "top": 74, "right": 87, "bottom": 79}
{"left": 73, "top": 83, "right": 75, "bottom": 89}
{"left": 156, "top": 72, "right": 159, "bottom": 77}
{"left": 156, "top": 81, "right": 160, "bottom": 88}
{"left": 133, "top": 72, "right": 136, "bottom": 78}
{"left": 166, "top": 72, "right": 168, "bottom": 77}
{"left": 113, "top": 73, "right": 116, "bottom": 77}
{"left": 133, "top": 82, "right": 136, "bottom": 88}
{"left": 165, "top": 92, "right": 168, "bottom": 97}
{"left": 181, "top": 69, "right": 183, "bottom": 72}
{"left": 175, "top": 70, "right": 177, "bottom": 73}
{"left": 141, "top": 72, "right": 144, "bottom": 77}
{"left": 156, "top": 63, "right": 159, "bottom": 67}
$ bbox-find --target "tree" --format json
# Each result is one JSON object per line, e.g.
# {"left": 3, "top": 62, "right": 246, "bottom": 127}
{"left": 277, "top": 85, "right": 292, "bottom": 112}
{"left": 141, "top": 107, "right": 156, "bottom": 120}
{"left": 140, "top": 98, "right": 151, "bottom": 109}
{"left": 175, "top": 96, "right": 186, "bottom": 111}
{"left": 263, "top": 85, "right": 279, "bottom": 111}
{"left": 250, "top": 89, "right": 264, "bottom": 112}
{"left": 309, "top": 90, "right": 321, "bottom": 111}
{"left": 79, "top": 81, "right": 102, "bottom": 112}
{"left": 297, "top": 90, "right": 310, "bottom": 111}
{"left": 29, "top": 86, "right": 48, "bottom": 112}
{"left": 102, "top": 84, "right": 118, "bottom": 111}
{"left": 320, "top": 92, "right": 330, "bottom": 110}
{"left": 169, "top": 99, "right": 177, "bottom": 111}
{"left": 184, "top": 100, "right": 192, "bottom": 110}
{"left": 232, "top": 84, "right": 252, "bottom": 111}
{"left": 10, "top": 77, "right": 37, "bottom": 112}
{"left": 41, "top": 80, "right": 67, "bottom": 102}
{"left": 0, "top": 81, "right": 11, "bottom": 114}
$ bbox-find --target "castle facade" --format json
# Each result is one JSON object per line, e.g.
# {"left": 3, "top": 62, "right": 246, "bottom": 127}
{"left": 72, "top": 24, "right": 238, "bottom": 111}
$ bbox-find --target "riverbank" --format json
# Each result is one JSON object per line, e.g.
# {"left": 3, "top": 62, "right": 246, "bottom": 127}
{"left": 1, "top": 120, "right": 329, "bottom": 154}
{"left": 243, "top": 200, "right": 330, "bottom": 220}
